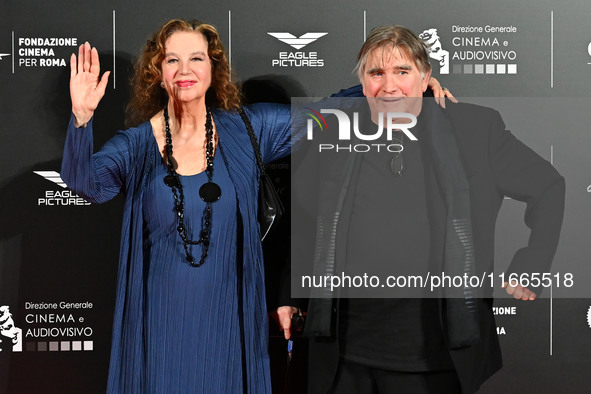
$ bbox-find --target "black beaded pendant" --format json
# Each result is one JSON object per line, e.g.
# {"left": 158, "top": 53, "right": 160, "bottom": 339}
{"left": 162, "top": 106, "right": 219, "bottom": 266}
{"left": 163, "top": 174, "right": 179, "bottom": 188}
{"left": 199, "top": 182, "right": 221, "bottom": 202}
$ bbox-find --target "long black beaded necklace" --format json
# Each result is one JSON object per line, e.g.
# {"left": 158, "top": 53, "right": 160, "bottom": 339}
{"left": 162, "top": 106, "right": 221, "bottom": 266}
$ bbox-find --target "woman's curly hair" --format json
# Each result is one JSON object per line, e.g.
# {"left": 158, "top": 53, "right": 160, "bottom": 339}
{"left": 126, "top": 19, "right": 241, "bottom": 126}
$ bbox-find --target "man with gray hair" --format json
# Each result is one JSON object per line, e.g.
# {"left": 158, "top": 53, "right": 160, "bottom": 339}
{"left": 279, "top": 25, "right": 564, "bottom": 393}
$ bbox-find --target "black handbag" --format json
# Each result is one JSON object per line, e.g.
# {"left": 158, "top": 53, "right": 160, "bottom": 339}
{"left": 239, "top": 108, "right": 285, "bottom": 240}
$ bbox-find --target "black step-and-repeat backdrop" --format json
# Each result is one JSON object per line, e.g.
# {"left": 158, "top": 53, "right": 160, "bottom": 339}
{"left": 1, "top": 0, "right": 591, "bottom": 393}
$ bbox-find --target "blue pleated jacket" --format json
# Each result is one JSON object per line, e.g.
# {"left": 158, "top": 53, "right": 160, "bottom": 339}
{"left": 61, "top": 103, "right": 292, "bottom": 393}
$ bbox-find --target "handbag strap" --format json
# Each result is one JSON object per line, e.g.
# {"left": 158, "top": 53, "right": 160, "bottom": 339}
{"left": 238, "top": 107, "right": 266, "bottom": 177}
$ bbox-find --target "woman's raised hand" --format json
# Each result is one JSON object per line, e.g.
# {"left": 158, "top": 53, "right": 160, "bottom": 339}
{"left": 70, "top": 42, "right": 110, "bottom": 127}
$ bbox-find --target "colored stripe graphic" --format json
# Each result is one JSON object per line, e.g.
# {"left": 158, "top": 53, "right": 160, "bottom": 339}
{"left": 305, "top": 107, "right": 328, "bottom": 131}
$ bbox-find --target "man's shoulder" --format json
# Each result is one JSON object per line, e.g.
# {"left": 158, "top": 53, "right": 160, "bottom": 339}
{"left": 441, "top": 101, "right": 504, "bottom": 138}
{"left": 444, "top": 101, "right": 500, "bottom": 121}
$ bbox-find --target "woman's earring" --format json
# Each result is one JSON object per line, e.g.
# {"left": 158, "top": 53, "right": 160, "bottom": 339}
{"left": 160, "top": 81, "right": 164, "bottom": 88}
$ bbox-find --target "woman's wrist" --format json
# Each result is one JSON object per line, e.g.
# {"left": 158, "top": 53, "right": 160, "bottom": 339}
{"left": 72, "top": 110, "right": 92, "bottom": 128}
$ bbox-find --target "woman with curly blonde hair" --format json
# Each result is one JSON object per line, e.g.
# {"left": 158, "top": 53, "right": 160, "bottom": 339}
{"left": 62, "top": 18, "right": 291, "bottom": 393}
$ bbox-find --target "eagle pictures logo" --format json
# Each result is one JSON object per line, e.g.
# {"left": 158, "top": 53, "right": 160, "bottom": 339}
{"left": 267, "top": 31, "right": 327, "bottom": 67}
{"left": 34, "top": 171, "right": 90, "bottom": 206}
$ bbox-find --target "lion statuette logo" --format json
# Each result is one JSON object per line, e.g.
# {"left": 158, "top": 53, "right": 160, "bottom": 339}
{"left": 419, "top": 28, "right": 450, "bottom": 75}
{"left": 0, "top": 306, "right": 22, "bottom": 352}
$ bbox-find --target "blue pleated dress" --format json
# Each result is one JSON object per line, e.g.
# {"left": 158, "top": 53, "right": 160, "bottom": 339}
{"left": 143, "top": 143, "right": 242, "bottom": 393}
